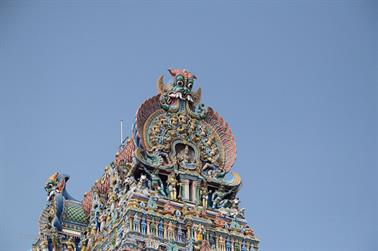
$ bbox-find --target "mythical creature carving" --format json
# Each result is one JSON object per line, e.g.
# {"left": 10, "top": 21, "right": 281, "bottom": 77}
{"left": 44, "top": 172, "right": 77, "bottom": 231}
{"left": 157, "top": 68, "right": 202, "bottom": 110}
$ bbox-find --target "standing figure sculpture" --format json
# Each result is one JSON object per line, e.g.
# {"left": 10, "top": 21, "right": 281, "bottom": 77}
{"left": 201, "top": 185, "right": 209, "bottom": 208}
{"left": 143, "top": 166, "right": 167, "bottom": 196}
{"left": 167, "top": 172, "right": 178, "bottom": 200}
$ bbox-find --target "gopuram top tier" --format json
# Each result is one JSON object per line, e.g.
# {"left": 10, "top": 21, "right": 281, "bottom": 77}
{"left": 33, "top": 69, "right": 259, "bottom": 251}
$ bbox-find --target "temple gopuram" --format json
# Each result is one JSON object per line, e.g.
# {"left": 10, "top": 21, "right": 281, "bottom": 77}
{"left": 32, "top": 69, "right": 260, "bottom": 251}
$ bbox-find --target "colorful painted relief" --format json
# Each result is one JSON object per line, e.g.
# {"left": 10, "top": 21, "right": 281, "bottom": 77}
{"left": 32, "top": 69, "right": 259, "bottom": 251}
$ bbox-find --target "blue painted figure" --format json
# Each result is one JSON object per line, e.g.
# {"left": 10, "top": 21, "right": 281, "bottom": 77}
{"left": 133, "top": 214, "right": 139, "bottom": 232}
{"left": 241, "top": 240, "right": 247, "bottom": 251}
{"left": 141, "top": 215, "right": 147, "bottom": 235}
{"left": 226, "top": 237, "right": 231, "bottom": 251}
{"left": 177, "top": 224, "right": 183, "bottom": 242}
{"left": 158, "top": 219, "right": 164, "bottom": 238}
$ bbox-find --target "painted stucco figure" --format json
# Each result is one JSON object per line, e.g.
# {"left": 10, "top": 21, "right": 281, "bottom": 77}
{"left": 44, "top": 172, "right": 77, "bottom": 231}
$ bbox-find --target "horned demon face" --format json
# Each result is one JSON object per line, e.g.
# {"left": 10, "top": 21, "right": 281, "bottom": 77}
{"left": 168, "top": 68, "right": 197, "bottom": 102}
{"left": 157, "top": 68, "right": 202, "bottom": 107}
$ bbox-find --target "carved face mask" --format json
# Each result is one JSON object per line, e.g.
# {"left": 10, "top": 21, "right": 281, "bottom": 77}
{"left": 168, "top": 69, "right": 197, "bottom": 102}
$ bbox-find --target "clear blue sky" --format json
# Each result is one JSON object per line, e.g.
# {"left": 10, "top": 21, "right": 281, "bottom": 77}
{"left": 0, "top": 1, "right": 377, "bottom": 250}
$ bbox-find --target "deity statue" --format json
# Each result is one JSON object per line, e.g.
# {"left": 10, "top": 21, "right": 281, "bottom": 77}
{"left": 146, "top": 195, "right": 157, "bottom": 212}
{"left": 136, "top": 174, "right": 147, "bottom": 192}
{"left": 121, "top": 176, "right": 136, "bottom": 197}
{"left": 177, "top": 145, "right": 192, "bottom": 166}
{"left": 150, "top": 220, "right": 156, "bottom": 236}
{"left": 219, "top": 235, "right": 225, "bottom": 250}
{"left": 141, "top": 216, "right": 147, "bottom": 235}
{"left": 211, "top": 185, "right": 237, "bottom": 209}
{"left": 164, "top": 201, "right": 176, "bottom": 216}
{"left": 200, "top": 184, "right": 209, "bottom": 207}
{"left": 231, "top": 197, "right": 240, "bottom": 208}
{"left": 167, "top": 221, "right": 174, "bottom": 240}
{"left": 229, "top": 196, "right": 246, "bottom": 219}
{"left": 177, "top": 224, "right": 183, "bottom": 242}
{"left": 167, "top": 172, "right": 178, "bottom": 200}
{"left": 110, "top": 166, "right": 122, "bottom": 195}
{"left": 143, "top": 166, "right": 167, "bottom": 196}
{"left": 195, "top": 225, "right": 204, "bottom": 241}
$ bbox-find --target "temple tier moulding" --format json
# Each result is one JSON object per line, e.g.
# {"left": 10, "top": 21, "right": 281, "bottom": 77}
{"left": 32, "top": 69, "right": 260, "bottom": 251}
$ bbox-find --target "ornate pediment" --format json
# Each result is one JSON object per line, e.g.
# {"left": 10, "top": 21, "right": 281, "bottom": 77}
{"left": 133, "top": 69, "right": 238, "bottom": 188}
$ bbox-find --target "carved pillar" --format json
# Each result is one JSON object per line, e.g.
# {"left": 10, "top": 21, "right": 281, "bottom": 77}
{"left": 129, "top": 215, "right": 134, "bottom": 233}
{"left": 191, "top": 180, "right": 196, "bottom": 203}
{"left": 194, "top": 225, "right": 198, "bottom": 240}
{"left": 216, "top": 235, "right": 219, "bottom": 250}
{"left": 197, "top": 183, "right": 201, "bottom": 205}
{"left": 164, "top": 221, "right": 167, "bottom": 239}
{"left": 183, "top": 179, "right": 190, "bottom": 200}
{"left": 147, "top": 218, "right": 150, "bottom": 235}
{"left": 173, "top": 223, "right": 176, "bottom": 240}
{"left": 220, "top": 236, "right": 225, "bottom": 251}
{"left": 187, "top": 225, "right": 192, "bottom": 241}
{"left": 154, "top": 219, "right": 159, "bottom": 236}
